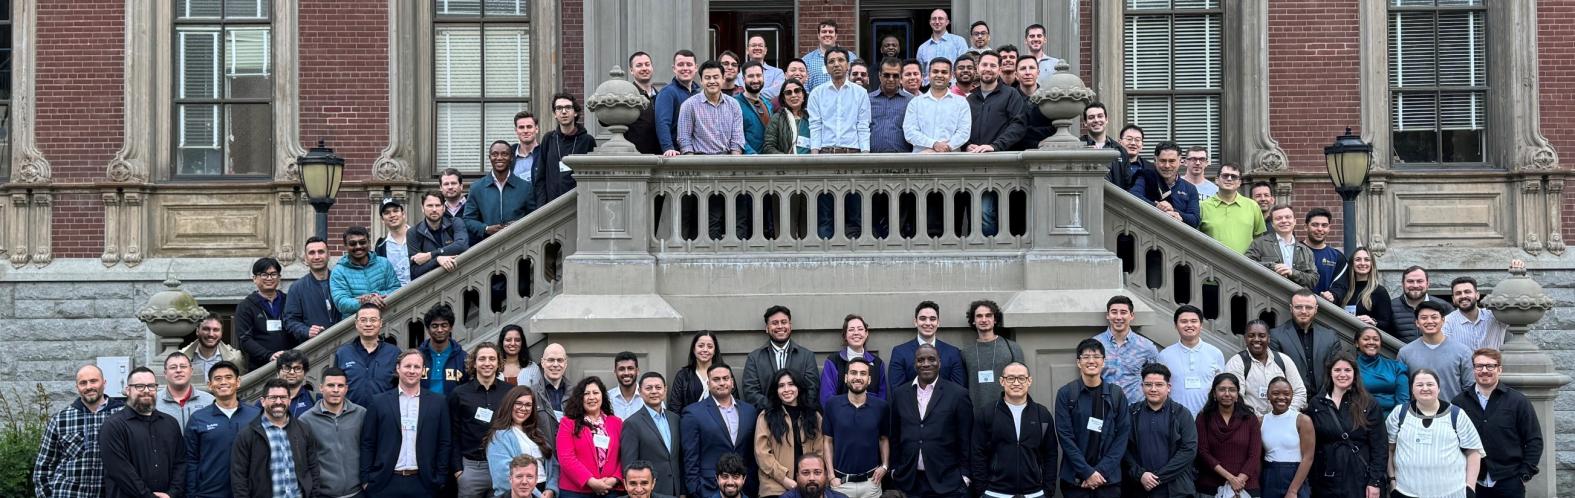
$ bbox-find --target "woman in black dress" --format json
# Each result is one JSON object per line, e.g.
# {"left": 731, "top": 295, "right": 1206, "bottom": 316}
{"left": 1305, "top": 352, "right": 1386, "bottom": 498}
{"left": 667, "top": 330, "right": 721, "bottom": 415}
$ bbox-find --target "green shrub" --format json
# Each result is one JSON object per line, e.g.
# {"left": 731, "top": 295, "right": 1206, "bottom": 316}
{"left": 0, "top": 384, "right": 51, "bottom": 497}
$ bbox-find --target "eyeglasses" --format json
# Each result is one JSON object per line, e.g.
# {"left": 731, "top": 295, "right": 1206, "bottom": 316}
{"left": 1001, "top": 375, "right": 1030, "bottom": 384}
{"left": 971, "top": 31, "right": 988, "bottom": 37}
{"left": 128, "top": 384, "right": 158, "bottom": 392}
{"left": 553, "top": 105, "right": 575, "bottom": 112}
{"left": 783, "top": 88, "right": 805, "bottom": 95}
{"left": 1218, "top": 173, "right": 1241, "bottom": 180}
{"left": 263, "top": 395, "right": 290, "bottom": 402}
{"left": 280, "top": 365, "right": 305, "bottom": 373}
{"left": 880, "top": 73, "right": 901, "bottom": 79}
{"left": 1473, "top": 363, "right": 1501, "bottom": 371}
{"left": 255, "top": 272, "right": 281, "bottom": 279}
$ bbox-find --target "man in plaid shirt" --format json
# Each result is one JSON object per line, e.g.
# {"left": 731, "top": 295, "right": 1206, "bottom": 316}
{"left": 33, "top": 364, "right": 125, "bottom": 498}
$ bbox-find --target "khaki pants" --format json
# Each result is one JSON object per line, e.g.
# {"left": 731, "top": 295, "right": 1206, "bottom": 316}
{"left": 834, "top": 478, "right": 882, "bottom": 498}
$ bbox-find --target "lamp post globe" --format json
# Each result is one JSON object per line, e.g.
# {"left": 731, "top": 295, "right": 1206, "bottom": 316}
{"left": 297, "top": 140, "right": 345, "bottom": 242}
{"left": 1323, "top": 128, "right": 1372, "bottom": 252}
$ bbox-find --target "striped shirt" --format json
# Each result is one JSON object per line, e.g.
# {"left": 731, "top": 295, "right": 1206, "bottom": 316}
{"left": 1443, "top": 308, "right": 1508, "bottom": 351}
{"left": 1387, "top": 403, "right": 1484, "bottom": 498}
{"left": 677, "top": 92, "right": 746, "bottom": 155}
{"left": 807, "top": 80, "right": 871, "bottom": 151}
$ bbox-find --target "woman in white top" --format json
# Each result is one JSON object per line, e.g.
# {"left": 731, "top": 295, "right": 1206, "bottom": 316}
{"left": 1386, "top": 368, "right": 1483, "bottom": 498}
{"left": 487, "top": 385, "right": 561, "bottom": 498}
{"left": 1261, "top": 376, "right": 1314, "bottom": 498}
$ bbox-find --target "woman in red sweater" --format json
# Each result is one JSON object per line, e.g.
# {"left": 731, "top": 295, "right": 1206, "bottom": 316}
{"left": 556, "top": 377, "right": 624, "bottom": 498}
{"left": 1196, "top": 372, "right": 1262, "bottom": 497}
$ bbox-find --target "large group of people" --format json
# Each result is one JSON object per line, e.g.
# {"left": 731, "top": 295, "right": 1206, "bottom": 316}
{"left": 35, "top": 285, "right": 1545, "bottom": 498}
{"left": 23, "top": 9, "right": 1554, "bottom": 498}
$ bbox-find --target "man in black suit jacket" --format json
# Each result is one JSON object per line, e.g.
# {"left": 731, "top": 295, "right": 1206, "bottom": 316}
{"left": 889, "top": 344, "right": 973, "bottom": 498}
{"left": 360, "top": 349, "right": 452, "bottom": 497}
{"left": 620, "top": 372, "right": 684, "bottom": 497}
{"left": 1269, "top": 289, "right": 1343, "bottom": 394}
{"left": 682, "top": 364, "right": 759, "bottom": 498}
{"left": 622, "top": 460, "right": 679, "bottom": 498}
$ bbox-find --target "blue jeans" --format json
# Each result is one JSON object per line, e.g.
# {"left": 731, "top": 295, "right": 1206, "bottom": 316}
{"left": 1262, "top": 461, "right": 1309, "bottom": 498}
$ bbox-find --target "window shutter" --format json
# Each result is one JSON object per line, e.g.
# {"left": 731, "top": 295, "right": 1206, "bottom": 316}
{"left": 485, "top": 27, "right": 531, "bottom": 98}
{"left": 1124, "top": 16, "right": 1170, "bottom": 91}
{"left": 438, "top": 103, "right": 484, "bottom": 173}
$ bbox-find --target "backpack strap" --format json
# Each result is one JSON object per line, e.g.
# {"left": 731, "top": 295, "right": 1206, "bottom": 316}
{"left": 1238, "top": 350, "right": 1254, "bottom": 378}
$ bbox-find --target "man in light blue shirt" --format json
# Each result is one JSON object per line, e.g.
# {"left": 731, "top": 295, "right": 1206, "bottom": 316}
{"left": 916, "top": 9, "right": 967, "bottom": 81}
{"left": 803, "top": 20, "right": 858, "bottom": 90}
{"left": 902, "top": 57, "right": 971, "bottom": 153}
{"left": 738, "top": 35, "right": 786, "bottom": 102}
{"left": 1157, "top": 305, "right": 1224, "bottom": 414}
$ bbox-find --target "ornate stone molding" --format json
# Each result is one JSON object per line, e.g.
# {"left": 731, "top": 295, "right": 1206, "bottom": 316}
{"left": 8, "top": 193, "right": 27, "bottom": 266}
{"left": 1519, "top": 180, "right": 1544, "bottom": 255}
{"left": 123, "top": 191, "right": 145, "bottom": 266}
{"left": 9, "top": 0, "right": 49, "bottom": 184}
{"left": 1490, "top": 0, "right": 1558, "bottom": 173}
{"left": 372, "top": 0, "right": 424, "bottom": 182}
{"left": 1545, "top": 178, "right": 1565, "bottom": 256}
{"left": 106, "top": 0, "right": 160, "bottom": 184}
{"left": 100, "top": 193, "right": 122, "bottom": 266}
{"left": 1225, "top": 0, "right": 1289, "bottom": 174}
{"left": 272, "top": 191, "right": 301, "bottom": 266}
{"left": 9, "top": 191, "right": 51, "bottom": 267}
{"left": 272, "top": 0, "right": 308, "bottom": 182}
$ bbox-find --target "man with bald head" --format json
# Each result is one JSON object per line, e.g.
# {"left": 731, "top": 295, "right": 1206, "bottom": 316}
{"left": 34, "top": 364, "right": 126, "bottom": 498}
{"left": 540, "top": 343, "right": 572, "bottom": 417}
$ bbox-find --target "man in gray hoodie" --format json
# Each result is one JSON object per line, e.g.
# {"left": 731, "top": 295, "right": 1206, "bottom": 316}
{"left": 298, "top": 367, "right": 366, "bottom": 498}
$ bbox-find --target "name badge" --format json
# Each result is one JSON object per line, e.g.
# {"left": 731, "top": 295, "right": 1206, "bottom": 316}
{"left": 1345, "top": 305, "right": 1358, "bottom": 315}
{"left": 594, "top": 434, "right": 611, "bottom": 449}
{"left": 475, "top": 407, "right": 494, "bottom": 423}
{"left": 977, "top": 370, "right": 995, "bottom": 384}
{"left": 402, "top": 420, "right": 417, "bottom": 432}
{"left": 1185, "top": 377, "right": 1203, "bottom": 390}
{"left": 795, "top": 136, "right": 809, "bottom": 149}
{"left": 1415, "top": 433, "right": 1432, "bottom": 445}
{"left": 1257, "top": 386, "right": 1268, "bottom": 399}
{"left": 1086, "top": 417, "right": 1104, "bottom": 433}
{"left": 266, "top": 320, "right": 283, "bottom": 332}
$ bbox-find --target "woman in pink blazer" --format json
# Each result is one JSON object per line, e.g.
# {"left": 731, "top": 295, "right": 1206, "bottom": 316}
{"left": 557, "top": 376, "right": 625, "bottom": 498}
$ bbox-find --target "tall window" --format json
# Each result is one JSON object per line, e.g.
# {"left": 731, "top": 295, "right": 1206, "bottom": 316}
{"left": 1389, "top": 0, "right": 1486, "bottom": 166}
{"left": 434, "top": 0, "right": 531, "bottom": 174}
{"left": 174, "top": 0, "right": 273, "bottom": 177}
{"left": 1123, "top": 0, "right": 1222, "bottom": 160}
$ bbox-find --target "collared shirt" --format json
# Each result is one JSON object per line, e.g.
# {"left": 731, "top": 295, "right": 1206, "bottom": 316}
{"left": 191, "top": 348, "right": 224, "bottom": 384}
{"left": 738, "top": 61, "right": 787, "bottom": 101}
{"left": 445, "top": 197, "right": 467, "bottom": 218}
{"left": 736, "top": 92, "right": 773, "bottom": 154}
{"left": 1135, "top": 402, "right": 1171, "bottom": 472}
{"left": 822, "top": 394, "right": 889, "bottom": 474}
{"left": 1226, "top": 351, "right": 1308, "bottom": 416}
{"left": 1201, "top": 193, "right": 1267, "bottom": 254}
{"left": 263, "top": 418, "right": 303, "bottom": 498}
{"left": 427, "top": 344, "right": 455, "bottom": 396}
{"left": 382, "top": 231, "right": 411, "bottom": 286}
{"left": 611, "top": 387, "right": 643, "bottom": 419}
{"left": 807, "top": 80, "right": 871, "bottom": 151}
{"left": 1157, "top": 340, "right": 1225, "bottom": 415}
{"left": 915, "top": 381, "right": 936, "bottom": 471}
{"left": 396, "top": 390, "right": 420, "bottom": 470}
{"left": 903, "top": 90, "right": 971, "bottom": 152}
{"left": 1444, "top": 308, "right": 1509, "bottom": 350}
{"left": 1276, "top": 234, "right": 1297, "bottom": 267}
{"left": 544, "top": 378, "right": 569, "bottom": 417}
{"left": 868, "top": 88, "right": 912, "bottom": 152}
{"left": 1093, "top": 328, "right": 1160, "bottom": 402}
{"left": 512, "top": 145, "right": 536, "bottom": 180}
{"left": 771, "top": 341, "right": 791, "bottom": 370}
{"left": 915, "top": 32, "right": 968, "bottom": 78}
{"left": 677, "top": 92, "right": 747, "bottom": 154}
{"left": 33, "top": 398, "right": 126, "bottom": 498}
{"left": 718, "top": 400, "right": 740, "bottom": 443}
{"left": 646, "top": 405, "right": 673, "bottom": 449}
{"left": 803, "top": 47, "right": 859, "bottom": 90}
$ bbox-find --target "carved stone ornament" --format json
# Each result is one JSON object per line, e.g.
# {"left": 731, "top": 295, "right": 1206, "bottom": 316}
{"left": 137, "top": 276, "right": 210, "bottom": 338}
{"left": 1525, "top": 146, "right": 1558, "bottom": 171}
{"left": 587, "top": 66, "right": 649, "bottom": 155}
{"left": 1523, "top": 232, "right": 1543, "bottom": 255}
{"left": 1254, "top": 148, "right": 1288, "bottom": 173}
{"left": 13, "top": 153, "right": 51, "bottom": 184}
{"left": 1479, "top": 266, "right": 1556, "bottom": 326}
{"left": 1029, "top": 61, "right": 1097, "bottom": 149}
{"left": 373, "top": 157, "right": 414, "bottom": 182}
{"left": 106, "top": 156, "right": 148, "bottom": 183}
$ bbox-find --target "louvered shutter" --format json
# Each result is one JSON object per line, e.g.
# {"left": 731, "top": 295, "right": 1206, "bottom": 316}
{"left": 435, "top": 1, "right": 532, "bottom": 173}
{"left": 1123, "top": 0, "right": 1222, "bottom": 161}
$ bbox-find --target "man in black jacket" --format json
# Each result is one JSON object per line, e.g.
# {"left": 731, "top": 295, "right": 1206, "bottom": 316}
{"left": 970, "top": 362, "right": 1057, "bottom": 498}
{"left": 101, "top": 367, "right": 185, "bottom": 498}
{"left": 964, "top": 50, "right": 1025, "bottom": 237}
{"left": 408, "top": 190, "right": 468, "bottom": 281}
{"left": 532, "top": 92, "right": 594, "bottom": 213}
{"left": 1453, "top": 348, "right": 1542, "bottom": 498}
{"left": 232, "top": 378, "right": 322, "bottom": 498}
{"left": 236, "top": 257, "right": 293, "bottom": 368}
{"left": 889, "top": 344, "right": 973, "bottom": 498}
{"left": 1081, "top": 103, "right": 1133, "bottom": 189}
{"left": 1122, "top": 363, "right": 1197, "bottom": 497}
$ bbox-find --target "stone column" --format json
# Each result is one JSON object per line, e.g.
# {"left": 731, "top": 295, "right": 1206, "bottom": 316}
{"left": 1480, "top": 267, "right": 1571, "bottom": 498}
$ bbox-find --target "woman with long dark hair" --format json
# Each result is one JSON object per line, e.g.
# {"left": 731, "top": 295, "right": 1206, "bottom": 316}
{"left": 668, "top": 331, "right": 720, "bottom": 415}
{"left": 819, "top": 314, "right": 886, "bottom": 407}
{"left": 1354, "top": 327, "right": 1409, "bottom": 413}
{"left": 1195, "top": 373, "right": 1262, "bottom": 497}
{"left": 485, "top": 385, "right": 559, "bottom": 498}
{"left": 753, "top": 369, "right": 825, "bottom": 498}
{"left": 1327, "top": 247, "right": 1396, "bottom": 335}
{"left": 498, "top": 324, "right": 545, "bottom": 394}
{"left": 762, "top": 78, "right": 811, "bottom": 155}
{"left": 557, "top": 377, "right": 623, "bottom": 498}
{"left": 1306, "top": 353, "right": 1386, "bottom": 498}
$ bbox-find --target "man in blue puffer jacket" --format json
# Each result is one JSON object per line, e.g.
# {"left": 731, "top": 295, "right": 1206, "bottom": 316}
{"left": 329, "top": 226, "right": 402, "bottom": 315}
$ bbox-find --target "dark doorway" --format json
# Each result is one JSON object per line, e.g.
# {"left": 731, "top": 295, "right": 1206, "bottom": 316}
{"left": 709, "top": 1, "right": 793, "bottom": 64}
{"left": 861, "top": 1, "right": 950, "bottom": 62}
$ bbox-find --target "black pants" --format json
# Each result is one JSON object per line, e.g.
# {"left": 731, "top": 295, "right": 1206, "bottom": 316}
{"left": 907, "top": 470, "right": 967, "bottom": 498}
{"left": 1059, "top": 481, "right": 1120, "bottom": 498}
{"left": 379, "top": 474, "right": 432, "bottom": 498}
{"left": 1475, "top": 477, "right": 1523, "bottom": 498}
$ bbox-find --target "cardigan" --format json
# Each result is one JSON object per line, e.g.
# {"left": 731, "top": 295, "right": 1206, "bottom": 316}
{"left": 753, "top": 410, "right": 826, "bottom": 497}
{"left": 1195, "top": 408, "right": 1262, "bottom": 492}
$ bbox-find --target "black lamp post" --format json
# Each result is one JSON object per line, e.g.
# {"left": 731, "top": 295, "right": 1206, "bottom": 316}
{"left": 1323, "top": 128, "right": 1373, "bottom": 252}
{"left": 298, "top": 140, "right": 345, "bottom": 242}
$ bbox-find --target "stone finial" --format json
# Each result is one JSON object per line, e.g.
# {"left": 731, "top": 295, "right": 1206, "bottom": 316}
{"left": 1479, "top": 265, "right": 1554, "bottom": 328}
{"left": 1029, "top": 61, "right": 1097, "bottom": 149}
{"left": 137, "top": 276, "right": 209, "bottom": 339}
{"left": 587, "top": 66, "right": 650, "bottom": 155}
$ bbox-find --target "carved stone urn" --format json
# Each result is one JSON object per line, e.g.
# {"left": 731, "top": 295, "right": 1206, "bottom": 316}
{"left": 136, "top": 277, "right": 208, "bottom": 368}
{"left": 1029, "top": 61, "right": 1098, "bottom": 149}
{"left": 586, "top": 66, "right": 650, "bottom": 155}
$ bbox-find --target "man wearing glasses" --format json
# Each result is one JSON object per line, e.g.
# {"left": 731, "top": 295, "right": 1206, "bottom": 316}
{"left": 966, "top": 21, "right": 992, "bottom": 54}
{"left": 267, "top": 350, "right": 320, "bottom": 418}
{"left": 155, "top": 352, "right": 214, "bottom": 430}
{"left": 915, "top": 9, "right": 966, "bottom": 80}
{"left": 329, "top": 226, "right": 402, "bottom": 316}
{"left": 236, "top": 256, "right": 294, "bottom": 368}
{"left": 1053, "top": 339, "right": 1129, "bottom": 498}
{"left": 1199, "top": 163, "right": 1265, "bottom": 254}
{"left": 102, "top": 367, "right": 185, "bottom": 498}
{"left": 970, "top": 362, "right": 1057, "bottom": 498}
{"left": 1180, "top": 146, "right": 1218, "bottom": 199}
{"left": 334, "top": 303, "right": 402, "bottom": 408}
{"left": 1453, "top": 348, "right": 1544, "bottom": 498}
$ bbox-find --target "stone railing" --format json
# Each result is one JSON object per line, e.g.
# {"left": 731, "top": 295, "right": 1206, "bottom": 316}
{"left": 1102, "top": 184, "right": 1406, "bottom": 354}
{"left": 238, "top": 191, "right": 578, "bottom": 399}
